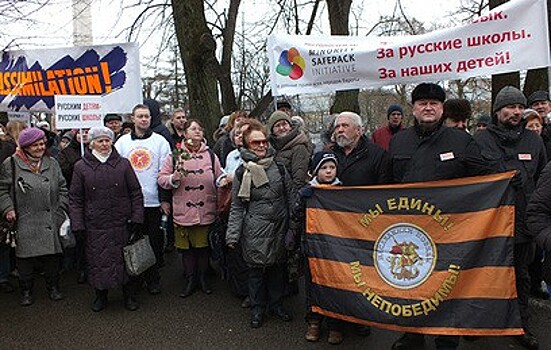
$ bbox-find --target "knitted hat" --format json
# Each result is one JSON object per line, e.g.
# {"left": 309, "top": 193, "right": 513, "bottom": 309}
{"left": 493, "top": 86, "right": 526, "bottom": 113}
{"left": 528, "top": 90, "right": 550, "bottom": 106}
{"left": 310, "top": 151, "right": 338, "bottom": 176}
{"left": 476, "top": 114, "right": 491, "bottom": 126}
{"left": 411, "top": 83, "right": 446, "bottom": 104}
{"left": 88, "top": 126, "right": 114, "bottom": 141}
{"left": 267, "top": 110, "right": 292, "bottom": 133}
{"left": 18, "top": 127, "right": 45, "bottom": 148}
{"left": 387, "top": 104, "right": 404, "bottom": 118}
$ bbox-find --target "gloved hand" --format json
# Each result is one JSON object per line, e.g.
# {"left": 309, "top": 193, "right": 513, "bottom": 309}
{"left": 127, "top": 222, "right": 144, "bottom": 243}
{"left": 511, "top": 171, "right": 523, "bottom": 189}
{"left": 285, "top": 229, "right": 296, "bottom": 251}
{"left": 300, "top": 186, "right": 314, "bottom": 199}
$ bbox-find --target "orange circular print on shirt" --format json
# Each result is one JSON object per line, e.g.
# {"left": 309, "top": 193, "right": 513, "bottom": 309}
{"left": 129, "top": 148, "right": 152, "bottom": 171}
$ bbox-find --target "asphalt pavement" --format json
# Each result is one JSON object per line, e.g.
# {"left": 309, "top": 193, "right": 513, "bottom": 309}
{"left": 0, "top": 251, "right": 548, "bottom": 349}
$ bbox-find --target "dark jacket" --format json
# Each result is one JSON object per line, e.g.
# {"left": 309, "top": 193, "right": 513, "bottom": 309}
{"left": 474, "top": 124, "right": 547, "bottom": 243}
{"left": 144, "top": 99, "right": 175, "bottom": 150}
{"left": 332, "top": 135, "right": 390, "bottom": 186}
{"left": 226, "top": 148, "right": 294, "bottom": 267}
{"left": 69, "top": 149, "right": 144, "bottom": 290}
{"left": 389, "top": 124, "right": 492, "bottom": 183}
{"left": 213, "top": 133, "right": 234, "bottom": 169}
{"left": 58, "top": 138, "right": 83, "bottom": 188}
{"left": 270, "top": 127, "right": 312, "bottom": 190}
{"left": 527, "top": 162, "right": 551, "bottom": 252}
{"left": 0, "top": 138, "right": 16, "bottom": 164}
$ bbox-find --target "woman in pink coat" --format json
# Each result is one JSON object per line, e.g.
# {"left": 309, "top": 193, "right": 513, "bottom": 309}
{"left": 158, "top": 119, "right": 223, "bottom": 298}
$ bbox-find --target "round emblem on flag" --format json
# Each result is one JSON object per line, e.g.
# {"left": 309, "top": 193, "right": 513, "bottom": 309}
{"left": 374, "top": 223, "right": 437, "bottom": 290}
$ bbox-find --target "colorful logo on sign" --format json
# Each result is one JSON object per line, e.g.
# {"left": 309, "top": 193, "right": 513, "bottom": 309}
{"left": 276, "top": 48, "right": 305, "bottom": 80}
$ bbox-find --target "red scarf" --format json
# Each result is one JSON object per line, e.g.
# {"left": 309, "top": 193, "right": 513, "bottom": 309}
{"left": 15, "top": 148, "right": 41, "bottom": 174}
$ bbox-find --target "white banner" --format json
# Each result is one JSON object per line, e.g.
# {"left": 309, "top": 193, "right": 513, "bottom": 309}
{"left": 7, "top": 111, "right": 30, "bottom": 125}
{"left": 54, "top": 95, "right": 104, "bottom": 130}
{"left": 268, "top": 0, "right": 550, "bottom": 95}
{"left": 0, "top": 42, "right": 142, "bottom": 113}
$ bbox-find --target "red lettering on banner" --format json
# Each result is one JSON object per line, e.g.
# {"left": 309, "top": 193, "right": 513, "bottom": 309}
{"left": 467, "top": 30, "right": 529, "bottom": 47}
{"left": 457, "top": 52, "right": 511, "bottom": 72}
{"left": 472, "top": 11, "right": 506, "bottom": 24}
{"left": 400, "top": 63, "right": 452, "bottom": 77}
{"left": 398, "top": 39, "right": 462, "bottom": 59}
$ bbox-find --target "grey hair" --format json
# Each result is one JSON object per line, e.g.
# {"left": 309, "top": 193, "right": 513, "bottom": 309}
{"left": 334, "top": 111, "right": 363, "bottom": 128}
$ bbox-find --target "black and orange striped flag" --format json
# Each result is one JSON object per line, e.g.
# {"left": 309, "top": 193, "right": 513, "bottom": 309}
{"left": 306, "top": 171, "right": 523, "bottom": 336}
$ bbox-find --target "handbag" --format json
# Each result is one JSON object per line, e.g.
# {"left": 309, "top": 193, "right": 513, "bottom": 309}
{"left": 58, "top": 213, "right": 75, "bottom": 249}
{"left": 123, "top": 235, "right": 156, "bottom": 276}
{"left": 1, "top": 156, "right": 17, "bottom": 247}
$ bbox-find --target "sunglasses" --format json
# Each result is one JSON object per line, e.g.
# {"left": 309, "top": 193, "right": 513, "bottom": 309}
{"left": 249, "top": 139, "right": 268, "bottom": 147}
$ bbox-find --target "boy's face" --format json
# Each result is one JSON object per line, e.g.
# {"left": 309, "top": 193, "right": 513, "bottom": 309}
{"left": 317, "top": 161, "right": 337, "bottom": 183}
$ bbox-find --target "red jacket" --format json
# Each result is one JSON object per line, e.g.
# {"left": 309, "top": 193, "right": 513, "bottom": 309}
{"left": 372, "top": 124, "right": 404, "bottom": 151}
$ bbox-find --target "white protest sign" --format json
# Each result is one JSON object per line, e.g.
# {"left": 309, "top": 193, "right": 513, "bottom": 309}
{"left": 54, "top": 95, "right": 104, "bottom": 129}
{"left": 268, "top": 0, "right": 550, "bottom": 95}
{"left": 7, "top": 111, "right": 31, "bottom": 125}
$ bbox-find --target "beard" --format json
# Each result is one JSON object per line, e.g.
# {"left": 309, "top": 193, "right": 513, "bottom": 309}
{"left": 336, "top": 134, "right": 354, "bottom": 148}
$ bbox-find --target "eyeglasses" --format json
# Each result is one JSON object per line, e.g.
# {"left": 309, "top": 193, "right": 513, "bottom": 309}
{"left": 249, "top": 139, "right": 268, "bottom": 147}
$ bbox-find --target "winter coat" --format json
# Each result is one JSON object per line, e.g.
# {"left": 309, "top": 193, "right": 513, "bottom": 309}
{"left": 527, "top": 162, "right": 551, "bottom": 252}
{"left": 0, "top": 154, "right": 68, "bottom": 258}
{"left": 371, "top": 124, "right": 405, "bottom": 151}
{"left": 474, "top": 124, "right": 547, "bottom": 243}
{"left": 390, "top": 123, "right": 493, "bottom": 183}
{"left": 69, "top": 149, "right": 143, "bottom": 290}
{"left": 0, "top": 138, "right": 16, "bottom": 164}
{"left": 58, "top": 137, "right": 83, "bottom": 188}
{"left": 158, "top": 142, "right": 223, "bottom": 226}
{"left": 213, "top": 133, "right": 234, "bottom": 169}
{"left": 270, "top": 127, "right": 312, "bottom": 190}
{"left": 226, "top": 148, "right": 294, "bottom": 267}
{"left": 332, "top": 135, "right": 391, "bottom": 186}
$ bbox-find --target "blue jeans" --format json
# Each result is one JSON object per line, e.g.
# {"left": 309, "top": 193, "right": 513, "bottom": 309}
{"left": 0, "top": 244, "right": 11, "bottom": 283}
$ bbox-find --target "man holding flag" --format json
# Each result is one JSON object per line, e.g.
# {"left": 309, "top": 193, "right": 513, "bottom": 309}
{"left": 389, "top": 82, "right": 494, "bottom": 350}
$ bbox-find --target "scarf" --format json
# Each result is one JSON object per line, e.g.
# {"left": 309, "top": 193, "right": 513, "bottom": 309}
{"left": 238, "top": 156, "right": 274, "bottom": 202}
{"left": 92, "top": 149, "right": 111, "bottom": 163}
{"left": 487, "top": 124, "right": 522, "bottom": 147}
{"left": 15, "top": 148, "right": 41, "bottom": 174}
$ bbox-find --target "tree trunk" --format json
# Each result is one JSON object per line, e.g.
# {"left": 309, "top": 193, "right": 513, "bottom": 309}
{"left": 326, "top": 0, "right": 359, "bottom": 114}
{"left": 218, "top": 0, "right": 241, "bottom": 114}
{"left": 489, "top": 0, "right": 520, "bottom": 105}
{"left": 172, "top": 0, "right": 221, "bottom": 143}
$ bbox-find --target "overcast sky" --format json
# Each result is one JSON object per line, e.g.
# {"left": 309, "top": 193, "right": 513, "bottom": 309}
{"left": 2, "top": 0, "right": 465, "bottom": 73}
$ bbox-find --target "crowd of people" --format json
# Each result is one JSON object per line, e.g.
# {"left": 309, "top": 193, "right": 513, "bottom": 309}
{"left": 1, "top": 82, "right": 551, "bottom": 350}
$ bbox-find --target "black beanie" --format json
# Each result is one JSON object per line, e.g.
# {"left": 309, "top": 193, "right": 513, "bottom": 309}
{"left": 443, "top": 99, "right": 471, "bottom": 122}
{"left": 411, "top": 83, "right": 446, "bottom": 104}
{"left": 386, "top": 104, "right": 404, "bottom": 118}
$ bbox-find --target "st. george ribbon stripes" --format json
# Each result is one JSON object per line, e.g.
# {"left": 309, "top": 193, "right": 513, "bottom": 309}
{"left": 305, "top": 171, "right": 523, "bottom": 336}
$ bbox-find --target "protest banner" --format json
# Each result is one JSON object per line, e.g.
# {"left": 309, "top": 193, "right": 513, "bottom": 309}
{"left": 7, "top": 111, "right": 31, "bottom": 125}
{"left": 55, "top": 95, "right": 103, "bottom": 130}
{"left": 305, "top": 172, "right": 522, "bottom": 336}
{"left": 0, "top": 42, "right": 141, "bottom": 113}
{"left": 268, "top": 0, "right": 550, "bottom": 95}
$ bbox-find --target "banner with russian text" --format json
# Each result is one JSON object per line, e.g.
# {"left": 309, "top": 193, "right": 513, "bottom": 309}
{"left": 268, "top": 0, "right": 549, "bottom": 95}
{"left": 0, "top": 42, "right": 141, "bottom": 113}
{"left": 306, "top": 172, "right": 522, "bottom": 336}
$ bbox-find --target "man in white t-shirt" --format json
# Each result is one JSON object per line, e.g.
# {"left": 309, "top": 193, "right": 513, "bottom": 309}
{"left": 115, "top": 103, "right": 171, "bottom": 300}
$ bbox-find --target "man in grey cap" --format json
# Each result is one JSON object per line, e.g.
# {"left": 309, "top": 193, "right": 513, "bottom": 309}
{"left": 474, "top": 85, "right": 546, "bottom": 350}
